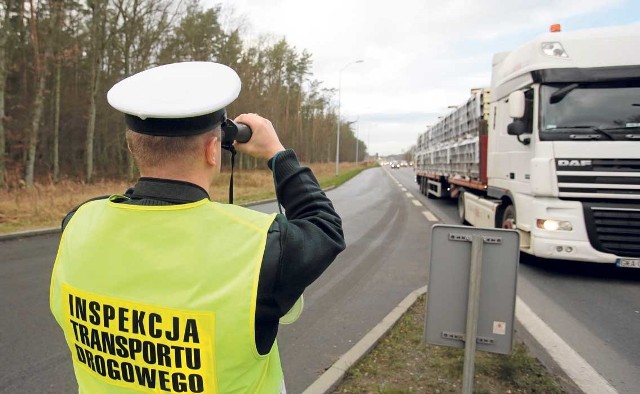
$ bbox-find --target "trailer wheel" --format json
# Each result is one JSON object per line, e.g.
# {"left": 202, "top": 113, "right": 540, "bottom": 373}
{"left": 457, "top": 191, "right": 467, "bottom": 224}
{"left": 501, "top": 204, "right": 516, "bottom": 229}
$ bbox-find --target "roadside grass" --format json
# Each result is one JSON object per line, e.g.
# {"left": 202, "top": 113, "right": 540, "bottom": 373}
{"left": 0, "top": 162, "right": 376, "bottom": 234}
{"left": 334, "top": 295, "right": 566, "bottom": 394}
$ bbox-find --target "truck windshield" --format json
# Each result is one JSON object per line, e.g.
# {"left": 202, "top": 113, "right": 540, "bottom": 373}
{"left": 540, "top": 80, "right": 640, "bottom": 140}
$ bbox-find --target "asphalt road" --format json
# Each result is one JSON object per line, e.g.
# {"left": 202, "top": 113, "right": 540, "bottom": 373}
{"left": 0, "top": 167, "right": 430, "bottom": 394}
{"left": 230, "top": 167, "right": 431, "bottom": 393}
{"left": 2, "top": 167, "right": 638, "bottom": 393}
{"left": 390, "top": 166, "right": 640, "bottom": 394}
{"left": 1, "top": 233, "right": 74, "bottom": 393}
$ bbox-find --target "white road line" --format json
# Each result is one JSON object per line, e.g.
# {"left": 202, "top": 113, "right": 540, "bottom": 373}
{"left": 405, "top": 192, "right": 413, "bottom": 198}
{"left": 401, "top": 187, "right": 407, "bottom": 192}
{"left": 516, "top": 297, "right": 618, "bottom": 394}
{"left": 412, "top": 199, "right": 422, "bottom": 207}
{"left": 422, "top": 211, "right": 438, "bottom": 222}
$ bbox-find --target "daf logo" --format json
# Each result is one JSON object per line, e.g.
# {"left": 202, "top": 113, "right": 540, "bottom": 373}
{"left": 558, "top": 159, "right": 592, "bottom": 167}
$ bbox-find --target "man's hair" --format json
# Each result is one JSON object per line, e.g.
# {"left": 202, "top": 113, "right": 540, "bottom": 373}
{"left": 126, "top": 128, "right": 220, "bottom": 169}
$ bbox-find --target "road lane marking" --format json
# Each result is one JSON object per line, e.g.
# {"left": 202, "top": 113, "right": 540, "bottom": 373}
{"left": 516, "top": 297, "right": 618, "bottom": 394}
{"left": 405, "top": 192, "right": 413, "bottom": 198}
{"left": 401, "top": 187, "right": 407, "bottom": 192}
{"left": 412, "top": 199, "right": 422, "bottom": 207}
{"left": 422, "top": 211, "right": 438, "bottom": 221}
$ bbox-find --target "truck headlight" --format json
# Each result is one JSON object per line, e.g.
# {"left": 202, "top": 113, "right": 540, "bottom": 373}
{"left": 536, "top": 219, "right": 573, "bottom": 231}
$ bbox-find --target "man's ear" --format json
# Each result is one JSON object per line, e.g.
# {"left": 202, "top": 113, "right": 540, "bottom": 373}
{"left": 205, "top": 135, "right": 219, "bottom": 166}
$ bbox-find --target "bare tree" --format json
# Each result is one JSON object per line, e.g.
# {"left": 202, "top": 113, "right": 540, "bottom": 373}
{"left": 0, "top": 0, "right": 12, "bottom": 187}
{"left": 51, "top": 0, "right": 65, "bottom": 182}
{"left": 84, "top": 0, "right": 107, "bottom": 183}
{"left": 25, "top": 0, "right": 53, "bottom": 187}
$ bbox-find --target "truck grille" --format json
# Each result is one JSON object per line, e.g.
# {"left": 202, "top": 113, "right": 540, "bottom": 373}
{"left": 583, "top": 203, "right": 640, "bottom": 257}
{"left": 557, "top": 159, "right": 640, "bottom": 200}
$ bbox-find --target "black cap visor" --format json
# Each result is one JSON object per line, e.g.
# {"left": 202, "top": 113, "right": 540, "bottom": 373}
{"left": 125, "top": 108, "right": 226, "bottom": 136}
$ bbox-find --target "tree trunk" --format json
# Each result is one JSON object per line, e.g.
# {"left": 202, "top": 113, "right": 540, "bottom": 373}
{"left": 296, "top": 89, "right": 303, "bottom": 158}
{"left": 51, "top": 0, "right": 64, "bottom": 183}
{"left": 122, "top": 10, "right": 134, "bottom": 182}
{"left": 85, "top": 2, "right": 105, "bottom": 183}
{"left": 25, "top": 0, "right": 50, "bottom": 187}
{"left": 0, "top": 1, "right": 9, "bottom": 187}
{"left": 283, "top": 87, "right": 290, "bottom": 143}
{"left": 53, "top": 60, "right": 61, "bottom": 182}
{"left": 25, "top": 72, "right": 47, "bottom": 186}
{"left": 85, "top": 79, "right": 97, "bottom": 183}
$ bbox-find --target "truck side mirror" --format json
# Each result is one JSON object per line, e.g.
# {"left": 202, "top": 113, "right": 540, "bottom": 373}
{"left": 507, "top": 119, "right": 526, "bottom": 135}
{"left": 508, "top": 91, "right": 525, "bottom": 118}
{"left": 507, "top": 120, "right": 531, "bottom": 145}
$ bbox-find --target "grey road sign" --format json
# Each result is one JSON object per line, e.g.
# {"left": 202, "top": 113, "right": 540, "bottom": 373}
{"left": 424, "top": 225, "right": 519, "bottom": 355}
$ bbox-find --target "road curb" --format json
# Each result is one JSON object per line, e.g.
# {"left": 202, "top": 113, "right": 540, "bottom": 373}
{"left": 0, "top": 227, "right": 60, "bottom": 241}
{"left": 302, "top": 286, "right": 428, "bottom": 394}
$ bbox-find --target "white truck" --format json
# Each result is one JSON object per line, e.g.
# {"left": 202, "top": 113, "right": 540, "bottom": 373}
{"left": 415, "top": 24, "right": 640, "bottom": 266}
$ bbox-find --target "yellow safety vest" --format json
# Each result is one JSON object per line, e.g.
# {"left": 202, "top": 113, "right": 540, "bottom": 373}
{"left": 50, "top": 196, "right": 282, "bottom": 393}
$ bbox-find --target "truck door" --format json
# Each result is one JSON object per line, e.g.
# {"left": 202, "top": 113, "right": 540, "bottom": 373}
{"left": 488, "top": 89, "right": 534, "bottom": 197}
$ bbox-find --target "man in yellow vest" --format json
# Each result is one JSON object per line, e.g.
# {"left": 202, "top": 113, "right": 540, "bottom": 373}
{"left": 50, "top": 62, "right": 345, "bottom": 393}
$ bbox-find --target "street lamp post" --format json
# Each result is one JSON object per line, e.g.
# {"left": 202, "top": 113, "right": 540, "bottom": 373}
{"left": 355, "top": 118, "right": 360, "bottom": 167}
{"left": 336, "top": 60, "right": 364, "bottom": 176}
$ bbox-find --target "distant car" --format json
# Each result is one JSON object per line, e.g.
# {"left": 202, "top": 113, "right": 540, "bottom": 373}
{"left": 400, "top": 161, "right": 408, "bottom": 167}
{"left": 390, "top": 161, "right": 400, "bottom": 169}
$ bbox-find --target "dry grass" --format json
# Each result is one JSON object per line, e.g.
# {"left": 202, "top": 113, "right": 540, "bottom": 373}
{"left": 335, "top": 295, "right": 568, "bottom": 394}
{"left": 0, "top": 161, "right": 370, "bottom": 234}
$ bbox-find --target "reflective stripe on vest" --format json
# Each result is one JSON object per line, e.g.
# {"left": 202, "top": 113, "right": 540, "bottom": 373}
{"left": 50, "top": 196, "right": 281, "bottom": 393}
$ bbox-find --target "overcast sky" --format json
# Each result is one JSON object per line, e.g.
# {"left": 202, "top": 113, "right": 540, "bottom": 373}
{"left": 205, "top": 0, "right": 640, "bottom": 156}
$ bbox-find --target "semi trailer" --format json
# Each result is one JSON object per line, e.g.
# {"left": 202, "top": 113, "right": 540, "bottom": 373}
{"left": 415, "top": 24, "right": 640, "bottom": 265}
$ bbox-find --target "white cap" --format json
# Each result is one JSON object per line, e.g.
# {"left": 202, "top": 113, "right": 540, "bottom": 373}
{"left": 107, "top": 62, "right": 241, "bottom": 136}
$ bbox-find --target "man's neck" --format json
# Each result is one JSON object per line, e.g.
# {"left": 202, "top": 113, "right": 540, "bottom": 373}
{"left": 139, "top": 169, "right": 211, "bottom": 193}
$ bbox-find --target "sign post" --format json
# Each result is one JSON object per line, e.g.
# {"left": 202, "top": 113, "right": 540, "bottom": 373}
{"left": 461, "top": 235, "right": 483, "bottom": 393}
{"left": 424, "top": 225, "right": 519, "bottom": 393}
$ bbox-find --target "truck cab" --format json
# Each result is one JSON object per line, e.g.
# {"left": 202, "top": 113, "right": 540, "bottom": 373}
{"left": 487, "top": 24, "right": 640, "bottom": 264}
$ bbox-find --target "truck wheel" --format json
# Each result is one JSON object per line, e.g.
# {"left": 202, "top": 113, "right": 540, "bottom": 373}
{"left": 457, "top": 191, "right": 467, "bottom": 224}
{"left": 501, "top": 204, "right": 516, "bottom": 229}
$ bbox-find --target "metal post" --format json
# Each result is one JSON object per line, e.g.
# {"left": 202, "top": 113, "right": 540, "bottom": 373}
{"left": 355, "top": 118, "right": 359, "bottom": 167}
{"left": 335, "top": 60, "right": 363, "bottom": 176}
{"left": 462, "top": 235, "right": 484, "bottom": 394}
{"left": 335, "top": 75, "right": 342, "bottom": 176}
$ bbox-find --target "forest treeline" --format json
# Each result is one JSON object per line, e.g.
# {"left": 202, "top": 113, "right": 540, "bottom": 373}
{"left": 0, "top": 0, "right": 367, "bottom": 187}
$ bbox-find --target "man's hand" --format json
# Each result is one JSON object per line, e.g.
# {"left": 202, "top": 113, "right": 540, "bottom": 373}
{"left": 233, "top": 114, "right": 285, "bottom": 160}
